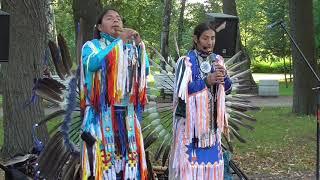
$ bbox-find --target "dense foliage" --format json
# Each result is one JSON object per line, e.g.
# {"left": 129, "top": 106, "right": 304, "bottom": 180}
{"left": 52, "top": 0, "right": 320, "bottom": 66}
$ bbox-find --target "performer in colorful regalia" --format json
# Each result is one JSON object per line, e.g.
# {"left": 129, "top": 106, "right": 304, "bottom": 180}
{"left": 80, "top": 8, "right": 149, "bottom": 180}
{"left": 169, "top": 21, "right": 232, "bottom": 180}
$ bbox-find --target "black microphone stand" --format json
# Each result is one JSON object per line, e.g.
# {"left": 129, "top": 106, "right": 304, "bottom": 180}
{"left": 276, "top": 21, "right": 320, "bottom": 180}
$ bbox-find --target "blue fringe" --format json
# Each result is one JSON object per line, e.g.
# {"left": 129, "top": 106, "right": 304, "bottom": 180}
{"left": 101, "top": 56, "right": 107, "bottom": 109}
{"left": 31, "top": 124, "right": 44, "bottom": 154}
{"left": 23, "top": 79, "right": 40, "bottom": 108}
{"left": 61, "top": 71, "right": 79, "bottom": 152}
{"left": 116, "top": 109, "right": 127, "bottom": 157}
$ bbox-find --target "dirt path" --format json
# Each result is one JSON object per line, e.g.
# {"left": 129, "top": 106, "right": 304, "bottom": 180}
{"left": 247, "top": 96, "right": 292, "bottom": 107}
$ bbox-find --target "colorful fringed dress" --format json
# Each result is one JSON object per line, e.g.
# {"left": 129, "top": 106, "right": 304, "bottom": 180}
{"left": 169, "top": 50, "right": 232, "bottom": 180}
{"left": 80, "top": 32, "right": 149, "bottom": 180}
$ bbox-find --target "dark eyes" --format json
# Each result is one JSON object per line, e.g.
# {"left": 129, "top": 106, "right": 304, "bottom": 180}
{"left": 202, "top": 37, "right": 215, "bottom": 41}
{"left": 106, "top": 17, "right": 122, "bottom": 21}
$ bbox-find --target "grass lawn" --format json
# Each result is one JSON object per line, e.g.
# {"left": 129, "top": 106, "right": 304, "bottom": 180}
{"left": 233, "top": 107, "right": 316, "bottom": 177}
{"left": 279, "top": 81, "right": 293, "bottom": 96}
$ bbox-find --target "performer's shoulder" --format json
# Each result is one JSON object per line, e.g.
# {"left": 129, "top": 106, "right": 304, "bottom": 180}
{"left": 82, "top": 39, "right": 100, "bottom": 53}
{"left": 83, "top": 39, "right": 100, "bottom": 47}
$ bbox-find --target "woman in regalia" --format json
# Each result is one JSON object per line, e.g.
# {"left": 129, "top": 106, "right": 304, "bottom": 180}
{"left": 80, "top": 8, "right": 149, "bottom": 180}
{"left": 169, "top": 21, "right": 232, "bottom": 180}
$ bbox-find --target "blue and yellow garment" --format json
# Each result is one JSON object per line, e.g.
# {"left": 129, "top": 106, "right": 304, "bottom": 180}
{"left": 80, "top": 32, "right": 149, "bottom": 180}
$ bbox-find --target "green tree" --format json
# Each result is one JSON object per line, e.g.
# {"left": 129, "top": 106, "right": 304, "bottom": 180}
{"left": 237, "top": 0, "right": 263, "bottom": 60}
{"left": 261, "top": 0, "right": 290, "bottom": 60}
{"left": 160, "top": 0, "right": 173, "bottom": 63}
{"left": 177, "top": 0, "right": 187, "bottom": 57}
{"left": 53, "top": 0, "right": 76, "bottom": 62}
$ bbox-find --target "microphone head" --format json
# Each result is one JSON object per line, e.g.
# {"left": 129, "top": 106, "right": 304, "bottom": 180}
{"left": 207, "top": 53, "right": 217, "bottom": 63}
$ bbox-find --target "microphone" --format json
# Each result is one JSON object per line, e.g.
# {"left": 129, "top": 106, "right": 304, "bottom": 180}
{"left": 208, "top": 53, "right": 217, "bottom": 72}
{"left": 207, "top": 53, "right": 217, "bottom": 64}
{"left": 267, "top": 20, "right": 284, "bottom": 29}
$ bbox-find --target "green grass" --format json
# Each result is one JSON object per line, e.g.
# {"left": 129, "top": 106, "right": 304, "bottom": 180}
{"left": 0, "top": 95, "right": 2, "bottom": 107}
{"left": 279, "top": 81, "right": 293, "bottom": 96}
{"left": 233, "top": 107, "right": 316, "bottom": 176}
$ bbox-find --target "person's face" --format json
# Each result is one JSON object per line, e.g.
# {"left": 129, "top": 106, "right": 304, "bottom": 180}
{"left": 194, "top": 29, "right": 216, "bottom": 54}
{"left": 98, "top": 10, "right": 123, "bottom": 37}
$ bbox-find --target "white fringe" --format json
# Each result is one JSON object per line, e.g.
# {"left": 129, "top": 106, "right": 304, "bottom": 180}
{"left": 177, "top": 57, "right": 192, "bottom": 102}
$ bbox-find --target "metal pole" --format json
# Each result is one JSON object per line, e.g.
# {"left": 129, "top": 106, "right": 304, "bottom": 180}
{"left": 316, "top": 92, "right": 320, "bottom": 180}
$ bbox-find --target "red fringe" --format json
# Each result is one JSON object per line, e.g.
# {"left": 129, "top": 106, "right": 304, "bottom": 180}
{"left": 90, "top": 72, "right": 101, "bottom": 112}
{"left": 80, "top": 86, "right": 87, "bottom": 114}
{"left": 107, "top": 49, "right": 116, "bottom": 105}
{"left": 130, "top": 81, "right": 139, "bottom": 106}
{"left": 134, "top": 118, "right": 148, "bottom": 180}
{"left": 139, "top": 87, "right": 147, "bottom": 108}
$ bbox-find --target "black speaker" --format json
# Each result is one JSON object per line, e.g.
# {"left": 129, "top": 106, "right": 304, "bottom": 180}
{"left": 0, "top": 10, "right": 10, "bottom": 62}
{"left": 206, "top": 13, "right": 239, "bottom": 58}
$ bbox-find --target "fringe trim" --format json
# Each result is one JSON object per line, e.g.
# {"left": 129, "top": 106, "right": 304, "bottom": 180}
{"left": 177, "top": 56, "right": 192, "bottom": 102}
{"left": 215, "top": 56, "right": 229, "bottom": 138}
{"left": 186, "top": 88, "right": 214, "bottom": 148}
{"left": 134, "top": 114, "right": 148, "bottom": 179}
{"left": 172, "top": 117, "right": 224, "bottom": 180}
{"left": 180, "top": 140, "right": 224, "bottom": 180}
{"left": 139, "top": 42, "right": 147, "bottom": 92}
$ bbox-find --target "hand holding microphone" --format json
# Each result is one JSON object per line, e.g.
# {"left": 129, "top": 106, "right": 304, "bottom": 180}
{"left": 205, "top": 54, "right": 226, "bottom": 85}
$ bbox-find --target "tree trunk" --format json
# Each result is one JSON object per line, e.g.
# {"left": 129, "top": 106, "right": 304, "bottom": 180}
{"left": 72, "top": 0, "right": 102, "bottom": 63}
{"left": 289, "top": 0, "right": 317, "bottom": 114}
{"left": 1, "top": 0, "right": 48, "bottom": 158}
{"left": 283, "top": 57, "right": 288, "bottom": 88}
{"left": 177, "top": 0, "right": 187, "bottom": 57}
{"left": 160, "top": 0, "right": 172, "bottom": 68}
{"left": 46, "top": 0, "right": 57, "bottom": 41}
{"left": 222, "top": 0, "right": 257, "bottom": 94}
{"left": 45, "top": 0, "right": 57, "bottom": 73}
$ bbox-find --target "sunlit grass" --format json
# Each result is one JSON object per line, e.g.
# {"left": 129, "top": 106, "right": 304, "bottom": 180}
{"left": 233, "top": 107, "right": 315, "bottom": 176}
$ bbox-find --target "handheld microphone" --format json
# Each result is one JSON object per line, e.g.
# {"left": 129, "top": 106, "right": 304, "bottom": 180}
{"left": 208, "top": 53, "right": 217, "bottom": 72}
{"left": 207, "top": 53, "right": 217, "bottom": 64}
{"left": 267, "top": 20, "right": 284, "bottom": 29}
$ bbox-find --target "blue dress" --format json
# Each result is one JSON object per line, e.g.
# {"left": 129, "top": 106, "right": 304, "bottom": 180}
{"left": 169, "top": 50, "right": 232, "bottom": 180}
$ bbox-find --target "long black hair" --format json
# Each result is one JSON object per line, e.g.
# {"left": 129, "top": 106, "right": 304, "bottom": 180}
{"left": 93, "top": 8, "right": 123, "bottom": 39}
{"left": 192, "top": 21, "right": 220, "bottom": 50}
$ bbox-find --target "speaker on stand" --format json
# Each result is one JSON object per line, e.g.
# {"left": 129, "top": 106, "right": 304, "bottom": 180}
{"left": 206, "top": 13, "right": 239, "bottom": 58}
